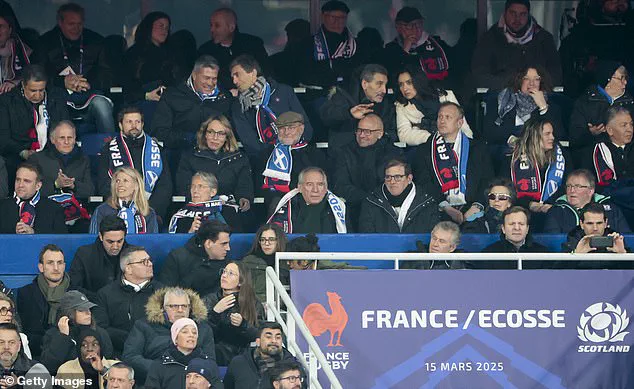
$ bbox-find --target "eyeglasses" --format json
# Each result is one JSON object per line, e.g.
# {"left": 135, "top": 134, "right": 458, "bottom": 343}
{"left": 0, "top": 307, "right": 14, "bottom": 316}
{"left": 206, "top": 130, "right": 227, "bottom": 138}
{"left": 611, "top": 75, "right": 628, "bottom": 83}
{"left": 128, "top": 257, "right": 152, "bottom": 267}
{"left": 259, "top": 237, "right": 277, "bottom": 244}
{"left": 277, "top": 124, "right": 302, "bottom": 132}
{"left": 396, "top": 21, "right": 423, "bottom": 31}
{"left": 355, "top": 128, "right": 382, "bottom": 136}
{"left": 566, "top": 184, "right": 592, "bottom": 191}
{"left": 164, "top": 304, "right": 190, "bottom": 310}
{"left": 278, "top": 375, "right": 304, "bottom": 384}
{"left": 522, "top": 76, "right": 541, "bottom": 83}
{"left": 220, "top": 268, "right": 239, "bottom": 278}
{"left": 488, "top": 193, "right": 511, "bottom": 201}
{"left": 384, "top": 174, "right": 407, "bottom": 182}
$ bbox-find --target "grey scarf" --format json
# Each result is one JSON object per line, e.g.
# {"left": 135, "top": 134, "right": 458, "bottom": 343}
{"left": 238, "top": 76, "right": 267, "bottom": 113}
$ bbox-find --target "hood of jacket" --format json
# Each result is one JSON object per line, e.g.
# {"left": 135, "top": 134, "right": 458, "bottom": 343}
{"left": 145, "top": 287, "right": 208, "bottom": 324}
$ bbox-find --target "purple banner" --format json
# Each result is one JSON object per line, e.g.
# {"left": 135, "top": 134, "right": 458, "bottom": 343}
{"left": 291, "top": 270, "right": 634, "bottom": 388}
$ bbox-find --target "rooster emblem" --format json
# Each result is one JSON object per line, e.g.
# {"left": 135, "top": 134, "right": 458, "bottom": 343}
{"left": 303, "top": 292, "right": 348, "bottom": 347}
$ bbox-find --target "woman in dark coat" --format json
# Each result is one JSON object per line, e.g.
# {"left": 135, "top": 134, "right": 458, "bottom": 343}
{"left": 176, "top": 115, "right": 253, "bottom": 231}
{"left": 203, "top": 261, "right": 264, "bottom": 366}
{"left": 462, "top": 178, "right": 516, "bottom": 234}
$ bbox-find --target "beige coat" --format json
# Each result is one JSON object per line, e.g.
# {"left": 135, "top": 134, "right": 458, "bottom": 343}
{"left": 395, "top": 90, "right": 473, "bottom": 146}
{"left": 57, "top": 358, "right": 119, "bottom": 389}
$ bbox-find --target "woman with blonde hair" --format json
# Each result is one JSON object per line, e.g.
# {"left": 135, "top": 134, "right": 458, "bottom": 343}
{"left": 175, "top": 114, "right": 253, "bottom": 231}
{"left": 90, "top": 167, "right": 158, "bottom": 233}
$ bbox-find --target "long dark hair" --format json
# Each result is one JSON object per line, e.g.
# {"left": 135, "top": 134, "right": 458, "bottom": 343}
{"left": 246, "top": 223, "right": 287, "bottom": 257}
{"left": 134, "top": 11, "right": 171, "bottom": 47}
{"left": 395, "top": 65, "right": 446, "bottom": 104}
{"left": 226, "top": 261, "right": 259, "bottom": 326}
{"left": 507, "top": 64, "right": 554, "bottom": 92}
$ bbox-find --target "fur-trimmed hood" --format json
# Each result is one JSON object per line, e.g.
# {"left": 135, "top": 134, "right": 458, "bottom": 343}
{"left": 145, "top": 287, "right": 208, "bottom": 324}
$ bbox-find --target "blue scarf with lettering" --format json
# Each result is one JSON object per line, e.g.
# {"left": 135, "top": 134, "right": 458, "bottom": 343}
{"left": 168, "top": 197, "right": 227, "bottom": 233}
{"left": 107, "top": 133, "right": 163, "bottom": 197}
{"left": 117, "top": 200, "right": 146, "bottom": 234}
{"left": 511, "top": 144, "right": 565, "bottom": 202}
{"left": 267, "top": 189, "right": 347, "bottom": 233}
{"left": 262, "top": 141, "right": 308, "bottom": 193}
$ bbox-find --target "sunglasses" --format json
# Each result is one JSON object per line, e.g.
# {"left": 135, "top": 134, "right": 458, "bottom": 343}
{"left": 488, "top": 193, "right": 511, "bottom": 201}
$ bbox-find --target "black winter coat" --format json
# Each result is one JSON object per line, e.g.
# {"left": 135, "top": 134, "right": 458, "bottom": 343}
{"left": 0, "top": 86, "right": 69, "bottom": 160}
{"left": 412, "top": 137, "right": 494, "bottom": 206}
{"left": 582, "top": 141, "right": 634, "bottom": 182}
{"left": 144, "top": 346, "right": 222, "bottom": 389}
{"left": 479, "top": 235, "right": 549, "bottom": 269}
{"left": 123, "top": 42, "right": 179, "bottom": 103}
{"left": 358, "top": 184, "right": 439, "bottom": 233}
{"left": 198, "top": 32, "right": 270, "bottom": 91}
{"left": 176, "top": 148, "right": 253, "bottom": 201}
{"left": 150, "top": 82, "right": 233, "bottom": 149}
{"left": 69, "top": 239, "right": 129, "bottom": 302}
{"left": 203, "top": 290, "right": 265, "bottom": 366}
{"left": 272, "top": 193, "right": 350, "bottom": 234}
{"left": 543, "top": 193, "right": 632, "bottom": 234}
{"left": 28, "top": 146, "right": 94, "bottom": 198}
{"left": 231, "top": 79, "right": 313, "bottom": 158}
{"left": 92, "top": 278, "right": 163, "bottom": 354}
{"left": 224, "top": 346, "right": 303, "bottom": 389}
{"left": 0, "top": 196, "right": 66, "bottom": 234}
{"left": 158, "top": 236, "right": 228, "bottom": 297}
{"left": 382, "top": 36, "right": 453, "bottom": 88}
{"left": 569, "top": 85, "right": 634, "bottom": 151}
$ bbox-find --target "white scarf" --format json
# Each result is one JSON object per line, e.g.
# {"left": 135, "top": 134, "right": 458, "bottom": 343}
{"left": 268, "top": 188, "right": 347, "bottom": 233}
{"left": 394, "top": 183, "right": 417, "bottom": 230}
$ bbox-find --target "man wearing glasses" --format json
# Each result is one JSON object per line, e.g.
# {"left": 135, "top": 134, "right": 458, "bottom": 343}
{"left": 543, "top": 169, "right": 631, "bottom": 233}
{"left": 333, "top": 114, "right": 402, "bottom": 230}
{"left": 359, "top": 159, "right": 439, "bottom": 233}
{"left": 270, "top": 361, "right": 305, "bottom": 389}
{"left": 92, "top": 246, "right": 163, "bottom": 355}
{"left": 122, "top": 287, "right": 216, "bottom": 386}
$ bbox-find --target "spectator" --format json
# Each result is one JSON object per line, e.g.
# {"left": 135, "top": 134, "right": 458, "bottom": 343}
{"left": 483, "top": 65, "right": 564, "bottom": 169}
{"left": 33, "top": 2, "right": 114, "bottom": 134}
{"left": 150, "top": 55, "right": 232, "bottom": 153}
{"left": 569, "top": 60, "right": 633, "bottom": 154}
{"left": 297, "top": 0, "right": 360, "bottom": 88}
{"left": 0, "top": 6, "right": 31, "bottom": 94}
{"left": 412, "top": 102, "right": 494, "bottom": 225}
{"left": 285, "top": 233, "right": 321, "bottom": 272}
{"left": 559, "top": 202, "right": 632, "bottom": 268}
{"left": 16, "top": 244, "right": 69, "bottom": 358}
{"left": 91, "top": 167, "right": 159, "bottom": 234}
{"left": 480, "top": 206, "right": 548, "bottom": 269}
{"left": 268, "top": 167, "right": 348, "bottom": 234}
{"left": 270, "top": 19, "right": 311, "bottom": 86}
{"left": 93, "top": 246, "right": 163, "bottom": 355}
{"left": 39, "top": 290, "right": 113, "bottom": 375}
{"left": 320, "top": 64, "right": 396, "bottom": 156}
{"left": 230, "top": 55, "right": 313, "bottom": 158}
{"left": 543, "top": 169, "right": 631, "bottom": 233}
{"left": 159, "top": 221, "right": 231, "bottom": 296}
{"left": 185, "top": 358, "right": 223, "bottom": 389}
{"left": 395, "top": 66, "right": 472, "bottom": 146}
{"left": 203, "top": 261, "right": 264, "bottom": 366}
{"left": 70, "top": 216, "right": 128, "bottom": 302}
{"left": 401, "top": 221, "right": 465, "bottom": 270}
{"left": 359, "top": 159, "right": 439, "bottom": 233}
{"left": 145, "top": 318, "right": 219, "bottom": 389}
{"left": 241, "top": 223, "right": 289, "bottom": 303}
{"left": 588, "top": 106, "right": 634, "bottom": 186}
{"left": 169, "top": 172, "right": 228, "bottom": 234}
{"left": 0, "top": 64, "right": 69, "bottom": 182}
{"left": 123, "top": 12, "right": 177, "bottom": 105}
{"left": 462, "top": 178, "right": 516, "bottom": 234}
{"left": 198, "top": 8, "right": 269, "bottom": 91}
{"left": 56, "top": 328, "right": 118, "bottom": 389}
{"left": 269, "top": 361, "right": 306, "bottom": 389}
{"left": 0, "top": 323, "right": 49, "bottom": 386}
{"left": 471, "top": 0, "right": 562, "bottom": 90}
{"left": 175, "top": 114, "right": 253, "bottom": 230}
{"left": 104, "top": 362, "right": 135, "bottom": 389}
{"left": 0, "top": 292, "right": 31, "bottom": 358}
{"left": 122, "top": 287, "right": 216, "bottom": 385}
{"left": 224, "top": 321, "right": 301, "bottom": 389}
{"left": 383, "top": 7, "right": 452, "bottom": 85}
{"left": 257, "top": 111, "right": 327, "bottom": 209}
{"left": 98, "top": 106, "right": 172, "bottom": 221}
{"left": 334, "top": 114, "right": 402, "bottom": 229}
{"left": 0, "top": 162, "right": 66, "bottom": 234}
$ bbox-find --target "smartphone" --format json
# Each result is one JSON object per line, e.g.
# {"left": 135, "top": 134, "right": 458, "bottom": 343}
{"left": 590, "top": 236, "right": 613, "bottom": 249}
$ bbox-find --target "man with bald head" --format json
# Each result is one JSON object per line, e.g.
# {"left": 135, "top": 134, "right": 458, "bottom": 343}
{"left": 198, "top": 7, "right": 269, "bottom": 90}
{"left": 334, "top": 113, "right": 402, "bottom": 229}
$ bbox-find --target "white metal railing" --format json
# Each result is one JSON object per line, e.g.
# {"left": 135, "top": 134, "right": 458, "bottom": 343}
{"left": 265, "top": 266, "right": 343, "bottom": 389}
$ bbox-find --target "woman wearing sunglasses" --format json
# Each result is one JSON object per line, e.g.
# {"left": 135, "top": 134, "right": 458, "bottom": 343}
{"left": 463, "top": 178, "right": 516, "bottom": 234}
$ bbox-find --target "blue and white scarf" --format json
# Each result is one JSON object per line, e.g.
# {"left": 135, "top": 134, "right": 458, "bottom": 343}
{"left": 107, "top": 133, "right": 163, "bottom": 198}
{"left": 511, "top": 144, "right": 565, "bottom": 202}
{"left": 262, "top": 141, "right": 308, "bottom": 193}
{"left": 313, "top": 27, "right": 357, "bottom": 69}
{"left": 267, "top": 188, "right": 347, "bottom": 233}
{"left": 117, "top": 200, "right": 146, "bottom": 234}
{"left": 431, "top": 131, "right": 469, "bottom": 205}
{"left": 187, "top": 75, "right": 220, "bottom": 101}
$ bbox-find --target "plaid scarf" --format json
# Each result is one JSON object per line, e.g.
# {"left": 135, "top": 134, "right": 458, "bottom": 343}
{"left": 238, "top": 76, "right": 278, "bottom": 145}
